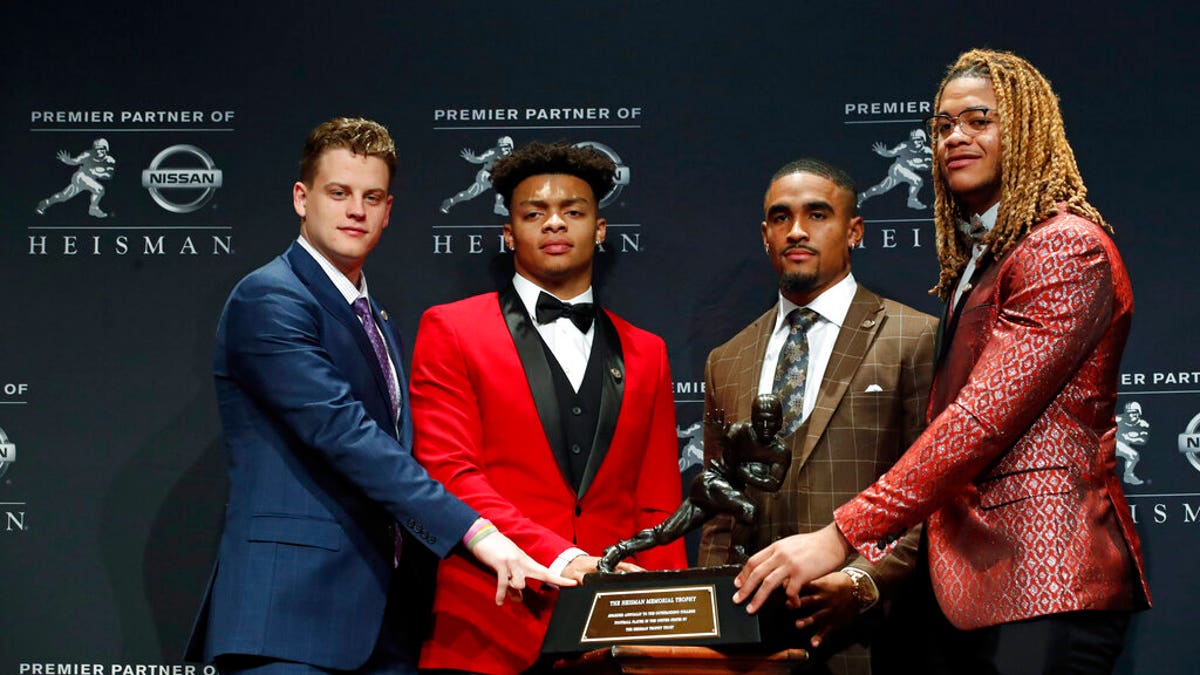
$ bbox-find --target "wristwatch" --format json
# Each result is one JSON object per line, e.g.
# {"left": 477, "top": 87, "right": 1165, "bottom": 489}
{"left": 841, "top": 567, "right": 879, "bottom": 612}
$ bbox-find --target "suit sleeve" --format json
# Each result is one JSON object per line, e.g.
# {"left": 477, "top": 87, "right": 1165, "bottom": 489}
{"left": 629, "top": 338, "right": 688, "bottom": 570}
{"left": 221, "top": 278, "right": 477, "bottom": 557}
{"left": 835, "top": 223, "right": 1117, "bottom": 563}
{"left": 409, "top": 306, "right": 576, "bottom": 565}
{"left": 846, "top": 311, "right": 938, "bottom": 597}
{"left": 697, "top": 350, "right": 733, "bottom": 566}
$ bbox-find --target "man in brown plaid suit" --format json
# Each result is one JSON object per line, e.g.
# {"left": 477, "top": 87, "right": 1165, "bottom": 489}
{"left": 698, "top": 158, "right": 936, "bottom": 675}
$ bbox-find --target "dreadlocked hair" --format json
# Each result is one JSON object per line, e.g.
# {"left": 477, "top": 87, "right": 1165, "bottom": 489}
{"left": 929, "top": 49, "right": 1110, "bottom": 300}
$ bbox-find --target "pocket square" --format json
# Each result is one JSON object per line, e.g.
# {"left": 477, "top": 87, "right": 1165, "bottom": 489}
{"left": 864, "top": 384, "right": 884, "bottom": 393}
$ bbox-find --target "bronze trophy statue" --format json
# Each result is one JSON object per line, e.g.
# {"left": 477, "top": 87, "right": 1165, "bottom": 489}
{"left": 599, "top": 393, "right": 788, "bottom": 571}
{"left": 543, "top": 394, "right": 801, "bottom": 658}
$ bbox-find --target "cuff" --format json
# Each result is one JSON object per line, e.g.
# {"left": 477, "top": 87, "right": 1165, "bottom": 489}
{"left": 550, "top": 547, "right": 588, "bottom": 576}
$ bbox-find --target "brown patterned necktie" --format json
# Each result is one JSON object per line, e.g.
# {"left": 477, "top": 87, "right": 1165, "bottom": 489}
{"left": 773, "top": 308, "right": 819, "bottom": 436}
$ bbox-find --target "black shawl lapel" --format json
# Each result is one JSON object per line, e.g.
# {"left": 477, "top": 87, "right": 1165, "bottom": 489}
{"left": 576, "top": 310, "right": 625, "bottom": 499}
{"left": 498, "top": 286, "right": 571, "bottom": 485}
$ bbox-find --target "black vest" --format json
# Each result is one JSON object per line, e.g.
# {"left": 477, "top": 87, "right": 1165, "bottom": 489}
{"left": 539, "top": 321, "right": 612, "bottom": 490}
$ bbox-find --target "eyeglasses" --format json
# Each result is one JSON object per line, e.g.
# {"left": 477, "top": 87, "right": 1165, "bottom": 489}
{"left": 923, "top": 107, "right": 997, "bottom": 140}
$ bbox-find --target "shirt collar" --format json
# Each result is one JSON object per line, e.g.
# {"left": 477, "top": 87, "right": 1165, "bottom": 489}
{"left": 512, "top": 273, "right": 594, "bottom": 320}
{"left": 296, "top": 235, "right": 369, "bottom": 304}
{"left": 773, "top": 272, "right": 857, "bottom": 334}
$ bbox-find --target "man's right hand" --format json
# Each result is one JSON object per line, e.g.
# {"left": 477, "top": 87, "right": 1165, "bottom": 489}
{"left": 470, "top": 530, "right": 577, "bottom": 605}
{"left": 563, "top": 555, "right": 643, "bottom": 583}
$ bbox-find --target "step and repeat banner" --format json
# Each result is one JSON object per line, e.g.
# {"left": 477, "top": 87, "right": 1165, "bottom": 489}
{"left": 2, "top": 3, "right": 1195, "bottom": 673}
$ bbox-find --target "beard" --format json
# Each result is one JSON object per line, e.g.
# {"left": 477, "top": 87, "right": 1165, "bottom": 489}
{"left": 779, "top": 270, "right": 818, "bottom": 297}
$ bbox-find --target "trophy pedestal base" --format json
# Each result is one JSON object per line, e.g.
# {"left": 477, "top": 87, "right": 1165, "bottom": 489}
{"left": 552, "top": 645, "right": 811, "bottom": 674}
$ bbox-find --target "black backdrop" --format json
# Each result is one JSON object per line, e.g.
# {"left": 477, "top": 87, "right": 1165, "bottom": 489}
{"left": 3, "top": 3, "right": 1197, "bottom": 673}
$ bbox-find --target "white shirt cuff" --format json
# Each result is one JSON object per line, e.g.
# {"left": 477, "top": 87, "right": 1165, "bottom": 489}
{"left": 550, "top": 547, "right": 589, "bottom": 576}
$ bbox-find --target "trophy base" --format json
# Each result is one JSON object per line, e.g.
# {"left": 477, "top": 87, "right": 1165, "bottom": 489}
{"left": 552, "top": 644, "right": 811, "bottom": 674}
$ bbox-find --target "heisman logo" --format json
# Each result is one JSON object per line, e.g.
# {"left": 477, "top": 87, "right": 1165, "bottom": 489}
{"left": 677, "top": 418, "right": 704, "bottom": 473}
{"left": 439, "top": 138, "right": 630, "bottom": 216}
{"left": 857, "top": 128, "right": 932, "bottom": 211}
{"left": 1177, "top": 411, "right": 1200, "bottom": 473}
{"left": 1116, "top": 401, "right": 1149, "bottom": 485}
{"left": 35, "top": 138, "right": 117, "bottom": 218}
{"left": 0, "top": 425, "right": 15, "bottom": 481}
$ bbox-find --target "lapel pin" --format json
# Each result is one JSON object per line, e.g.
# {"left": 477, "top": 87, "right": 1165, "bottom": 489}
{"left": 962, "top": 283, "right": 973, "bottom": 293}
{"left": 380, "top": 310, "right": 390, "bottom": 321}
{"left": 861, "top": 319, "right": 876, "bottom": 329}
{"left": 610, "top": 368, "right": 623, "bottom": 381}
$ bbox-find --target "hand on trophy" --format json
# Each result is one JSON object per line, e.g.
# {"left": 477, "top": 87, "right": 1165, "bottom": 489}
{"left": 732, "top": 522, "right": 852, "bottom": 614}
{"left": 705, "top": 407, "right": 729, "bottom": 434}
{"left": 565, "top": 554, "right": 644, "bottom": 582}
{"left": 790, "top": 571, "right": 859, "bottom": 648}
{"left": 470, "top": 529, "right": 578, "bottom": 605}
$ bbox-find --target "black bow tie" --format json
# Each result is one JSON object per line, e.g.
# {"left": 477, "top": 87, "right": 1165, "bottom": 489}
{"left": 535, "top": 291, "right": 596, "bottom": 333}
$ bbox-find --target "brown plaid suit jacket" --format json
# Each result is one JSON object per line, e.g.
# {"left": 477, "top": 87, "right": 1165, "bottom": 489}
{"left": 698, "top": 284, "right": 936, "bottom": 674}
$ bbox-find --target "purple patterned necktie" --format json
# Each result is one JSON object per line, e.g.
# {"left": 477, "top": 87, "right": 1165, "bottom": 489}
{"left": 352, "top": 297, "right": 400, "bottom": 424}
{"left": 773, "top": 307, "right": 819, "bottom": 436}
{"left": 352, "top": 297, "right": 404, "bottom": 565}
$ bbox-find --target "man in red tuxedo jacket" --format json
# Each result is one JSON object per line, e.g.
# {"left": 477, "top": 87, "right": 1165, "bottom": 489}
{"left": 732, "top": 50, "right": 1150, "bottom": 674}
{"left": 411, "top": 141, "right": 687, "bottom": 674}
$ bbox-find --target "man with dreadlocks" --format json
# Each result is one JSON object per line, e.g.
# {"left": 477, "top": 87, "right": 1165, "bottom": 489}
{"left": 730, "top": 49, "right": 1150, "bottom": 673}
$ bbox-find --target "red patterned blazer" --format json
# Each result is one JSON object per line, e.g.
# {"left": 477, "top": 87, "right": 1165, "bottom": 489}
{"left": 834, "top": 211, "right": 1151, "bottom": 630}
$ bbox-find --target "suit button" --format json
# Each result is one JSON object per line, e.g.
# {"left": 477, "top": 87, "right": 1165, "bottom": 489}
{"left": 575, "top": 505, "right": 582, "bottom": 516}
{"left": 571, "top": 443, "right": 582, "bottom": 455}
{"left": 571, "top": 406, "right": 583, "bottom": 415}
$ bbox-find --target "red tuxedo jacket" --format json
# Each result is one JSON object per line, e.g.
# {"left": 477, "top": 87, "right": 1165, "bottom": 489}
{"left": 411, "top": 288, "right": 686, "bottom": 674}
{"left": 834, "top": 212, "right": 1150, "bottom": 630}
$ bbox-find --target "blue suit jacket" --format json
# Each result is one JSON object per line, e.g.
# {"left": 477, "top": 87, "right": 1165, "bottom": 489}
{"left": 186, "top": 242, "right": 477, "bottom": 669}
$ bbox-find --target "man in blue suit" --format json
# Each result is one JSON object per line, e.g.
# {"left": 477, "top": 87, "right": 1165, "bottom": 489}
{"left": 186, "top": 117, "right": 570, "bottom": 674}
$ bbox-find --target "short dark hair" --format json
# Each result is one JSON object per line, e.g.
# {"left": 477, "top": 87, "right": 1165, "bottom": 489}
{"left": 299, "top": 117, "right": 397, "bottom": 185}
{"left": 769, "top": 157, "right": 858, "bottom": 214}
{"left": 490, "top": 141, "right": 616, "bottom": 212}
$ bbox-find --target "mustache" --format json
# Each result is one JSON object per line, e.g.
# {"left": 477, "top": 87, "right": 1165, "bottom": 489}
{"left": 781, "top": 244, "right": 818, "bottom": 256}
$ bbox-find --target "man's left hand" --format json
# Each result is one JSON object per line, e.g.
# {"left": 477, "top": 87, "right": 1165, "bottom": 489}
{"left": 791, "top": 571, "right": 859, "bottom": 649}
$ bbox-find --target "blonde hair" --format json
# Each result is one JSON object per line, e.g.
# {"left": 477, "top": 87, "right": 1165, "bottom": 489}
{"left": 300, "top": 117, "right": 397, "bottom": 185}
{"left": 929, "top": 49, "right": 1109, "bottom": 300}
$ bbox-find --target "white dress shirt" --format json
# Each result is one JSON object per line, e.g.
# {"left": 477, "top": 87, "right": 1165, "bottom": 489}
{"left": 952, "top": 201, "right": 999, "bottom": 307}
